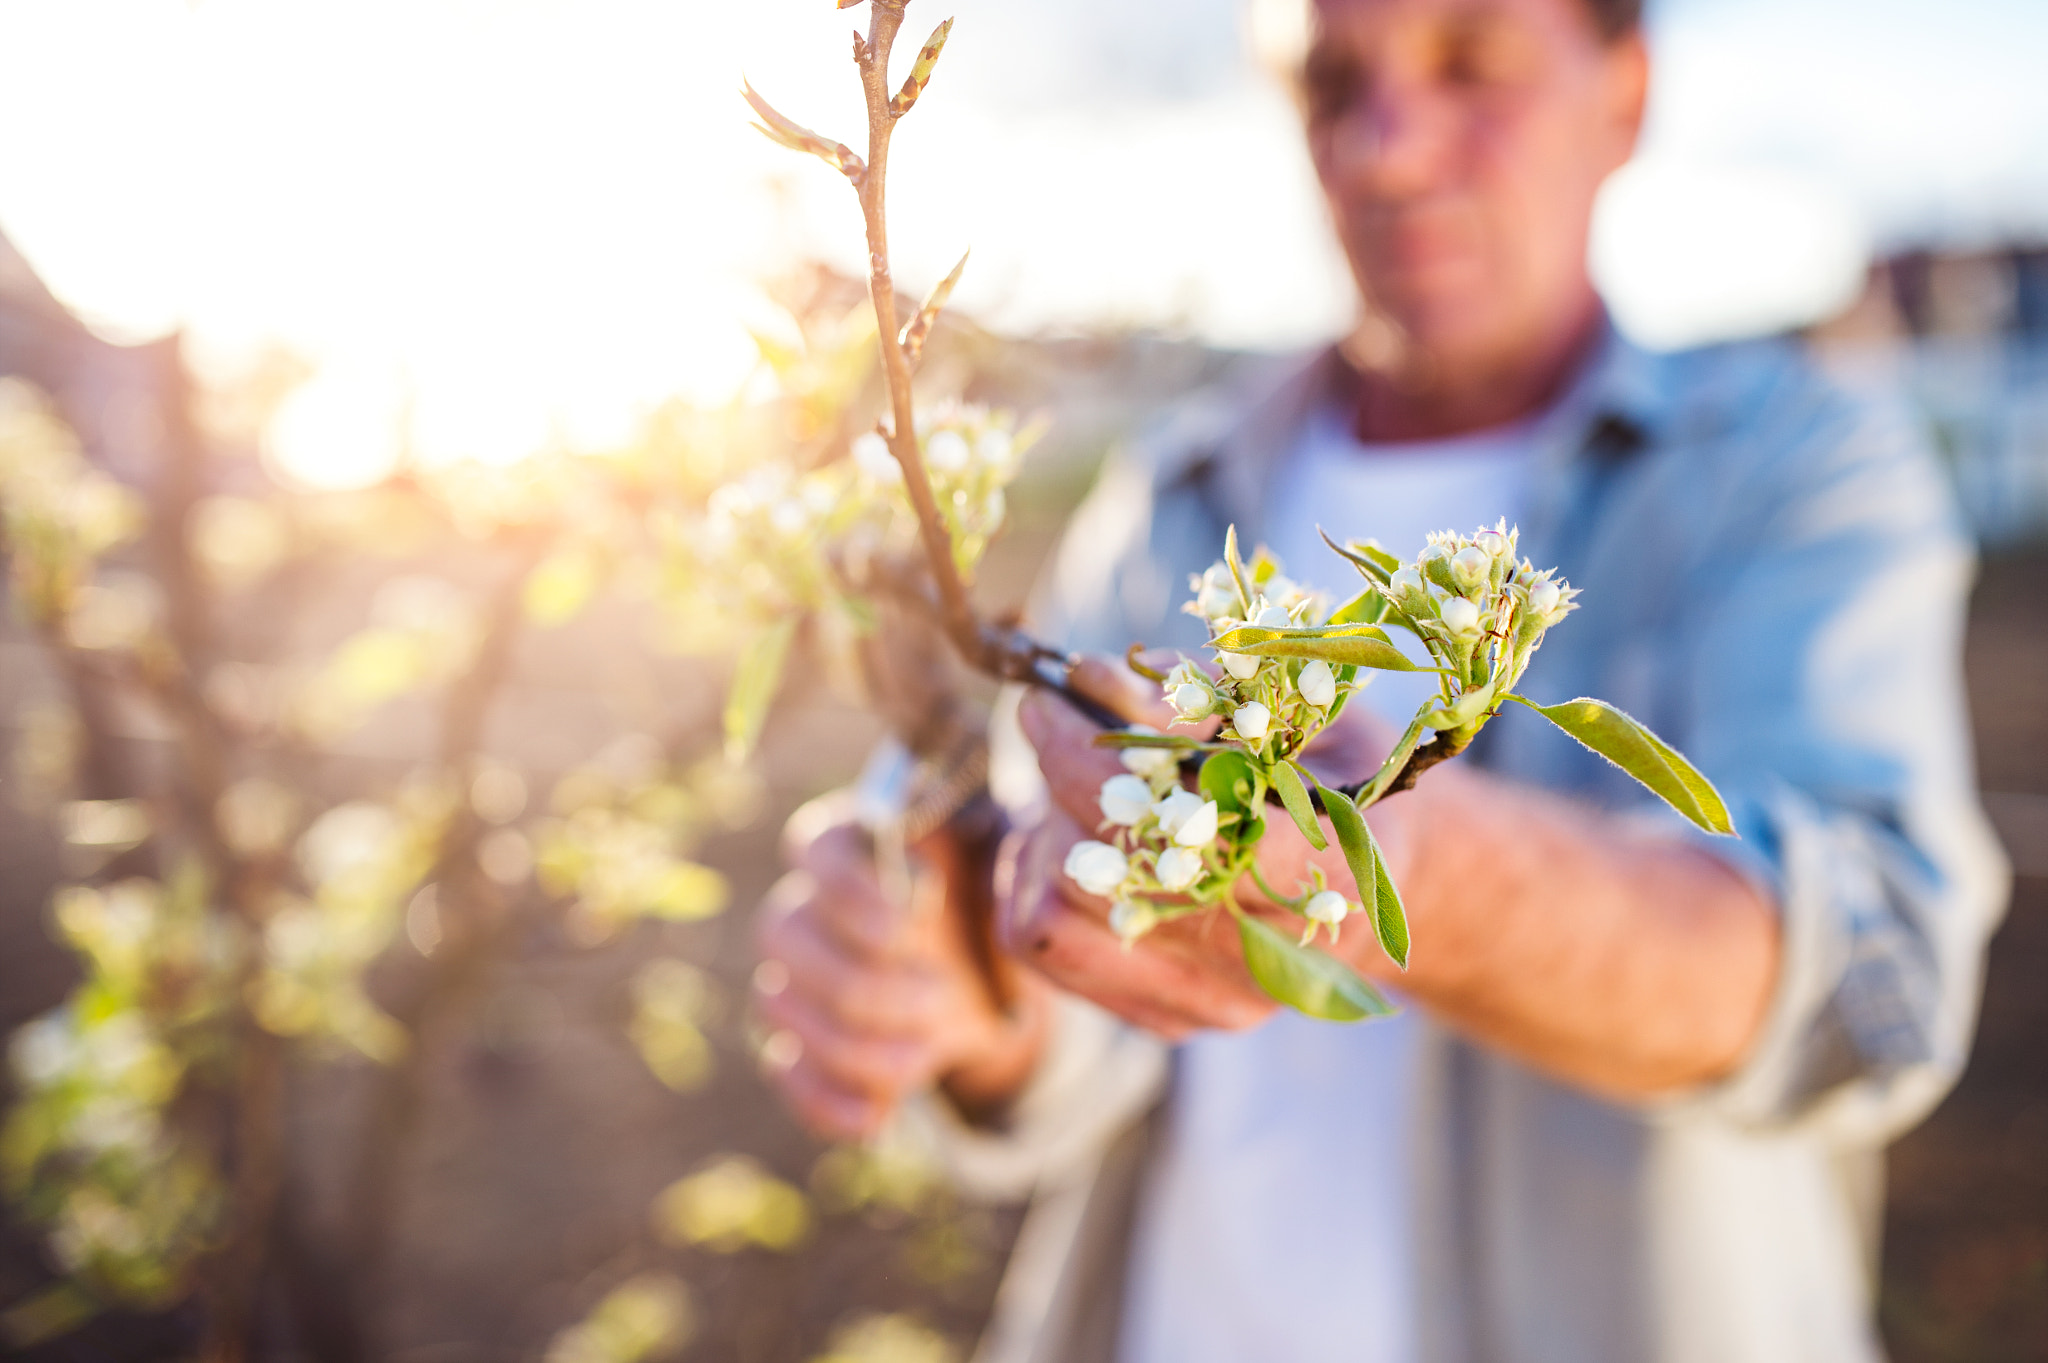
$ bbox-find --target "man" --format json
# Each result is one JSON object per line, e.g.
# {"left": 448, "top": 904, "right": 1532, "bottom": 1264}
{"left": 754, "top": 0, "right": 2010, "bottom": 1358}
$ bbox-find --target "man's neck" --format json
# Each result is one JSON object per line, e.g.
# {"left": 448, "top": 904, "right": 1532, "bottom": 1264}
{"left": 1342, "top": 302, "right": 1605, "bottom": 444}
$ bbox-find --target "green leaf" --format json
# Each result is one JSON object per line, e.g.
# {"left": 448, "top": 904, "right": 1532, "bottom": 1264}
{"left": 1236, "top": 913, "right": 1395, "bottom": 1021}
{"left": 1199, "top": 749, "right": 1264, "bottom": 825}
{"left": 1209, "top": 622, "right": 1420, "bottom": 672}
{"left": 1327, "top": 587, "right": 1388, "bottom": 627}
{"left": 1091, "top": 732, "right": 1203, "bottom": 750}
{"left": 1418, "top": 681, "right": 1497, "bottom": 734}
{"left": 898, "top": 248, "right": 968, "bottom": 368}
{"left": 741, "top": 81, "right": 865, "bottom": 179}
{"left": 1506, "top": 695, "right": 1735, "bottom": 836}
{"left": 1313, "top": 779, "right": 1410, "bottom": 969}
{"left": 1223, "top": 524, "right": 1252, "bottom": 615}
{"left": 723, "top": 616, "right": 798, "bottom": 763}
{"left": 1358, "top": 713, "right": 1429, "bottom": 806}
{"left": 1318, "top": 527, "right": 1399, "bottom": 583}
{"left": 1268, "top": 760, "right": 1326, "bottom": 851}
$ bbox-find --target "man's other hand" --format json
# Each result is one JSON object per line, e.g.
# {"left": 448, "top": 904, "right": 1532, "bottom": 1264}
{"left": 755, "top": 794, "right": 1050, "bottom": 1142}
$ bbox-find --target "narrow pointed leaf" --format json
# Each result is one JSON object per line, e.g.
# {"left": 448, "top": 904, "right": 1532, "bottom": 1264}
{"left": 1237, "top": 913, "right": 1394, "bottom": 1020}
{"left": 1223, "top": 524, "right": 1252, "bottom": 615}
{"left": 1312, "top": 778, "right": 1410, "bottom": 969}
{"left": 1506, "top": 694, "right": 1734, "bottom": 835}
{"left": 1419, "top": 680, "right": 1497, "bottom": 734}
{"left": 724, "top": 616, "right": 799, "bottom": 763}
{"left": 898, "top": 249, "right": 968, "bottom": 368}
{"left": 890, "top": 17, "right": 954, "bottom": 116}
{"left": 742, "top": 82, "right": 865, "bottom": 179}
{"left": 1327, "top": 587, "right": 1388, "bottom": 627}
{"left": 1318, "top": 527, "right": 1399, "bottom": 583}
{"left": 1269, "top": 760, "right": 1327, "bottom": 851}
{"left": 1091, "top": 732, "right": 1204, "bottom": 751}
{"left": 1209, "top": 622, "right": 1419, "bottom": 672}
{"left": 1358, "top": 713, "right": 1429, "bottom": 806}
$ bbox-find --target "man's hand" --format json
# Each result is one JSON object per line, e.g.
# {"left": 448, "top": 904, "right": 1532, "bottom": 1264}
{"left": 754, "top": 794, "right": 1050, "bottom": 1142}
{"left": 1005, "top": 651, "right": 1776, "bottom": 1100}
{"left": 1000, "top": 653, "right": 1415, "bottom": 1040}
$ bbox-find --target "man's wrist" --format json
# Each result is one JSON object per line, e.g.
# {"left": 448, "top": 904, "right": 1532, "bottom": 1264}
{"left": 939, "top": 984, "right": 1051, "bottom": 1126}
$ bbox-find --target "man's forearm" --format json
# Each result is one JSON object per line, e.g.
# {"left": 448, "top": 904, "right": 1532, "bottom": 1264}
{"left": 1372, "top": 764, "right": 1779, "bottom": 1100}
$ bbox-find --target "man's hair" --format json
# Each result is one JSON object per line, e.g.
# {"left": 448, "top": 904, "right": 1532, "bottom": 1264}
{"left": 1581, "top": 0, "right": 1641, "bottom": 41}
{"left": 1249, "top": 0, "right": 1641, "bottom": 74}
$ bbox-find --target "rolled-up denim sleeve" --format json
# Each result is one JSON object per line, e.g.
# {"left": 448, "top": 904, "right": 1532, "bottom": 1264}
{"left": 1664, "top": 392, "right": 2010, "bottom": 1139}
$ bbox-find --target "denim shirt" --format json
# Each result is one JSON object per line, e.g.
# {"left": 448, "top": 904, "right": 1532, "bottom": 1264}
{"left": 934, "top": 329, "right": 2011, "bottom": 1363}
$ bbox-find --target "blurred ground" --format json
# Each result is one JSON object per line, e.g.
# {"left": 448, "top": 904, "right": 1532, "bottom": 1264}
{"left": 1881, "top": 547, "right": 2048, "bottom": 1363}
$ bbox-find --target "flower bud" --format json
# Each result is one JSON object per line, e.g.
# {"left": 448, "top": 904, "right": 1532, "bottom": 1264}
{"left": 1439, "top": 596, "right": 1482, "bottom": 636}
{"left": 1231, "top": 702, "right": 1271, "bottom": 743}
{"left": 1253, "top": 600, "right": 1292, "bottom": 629}
{"left": 1527, "top": 578, "right": 1561, "bottom": 618}
{"left": 1450, "top": 546, "right": 1491, "bottom": 594}
{"left": 925, "top": 429, "right": 970, "bottom": 473}
{"left": 1295, "top": 659, "right": 1336, "bottom": 709}
{"left": 1110, "top": 899, "right": 1160, "bottom": 943}
{"left": 1264, "top": 574, "right": 1301, "bottom": 606}
{"left": 1171, "top": 682, "right": 1215, "bottom": 721}
{"left": 1155, "top": 845, "right": 1203, "bottom": 892}
{"left": 1119, "top": 727, "right": 1178, "bottom": 780}
{"left": 1063, "top": 841, "right": 1129, "bottom": 897}
{"left": 1217, "top": 650, "right": 1261, "bottom": 681}
{"left": 1388, "top": 566, "right": 1430, "bottom": 613}
{"left": 1304, "top": 890, "right": 1351, "bottom": 924}
{"left": 1172, "top": 798, "right": 1220, "bottom": 847}
{"left": 1098, "top": 774, "right": 1155, "bottom": 826}
{"left": 1155, "top": 785, "right": 1212, "bottom": 839}
{"left": 1474, "top": 528, "right": 1510, "bottom": 559}
{"left": 1192, "top": 563, "right": 1239, "bottom": 621}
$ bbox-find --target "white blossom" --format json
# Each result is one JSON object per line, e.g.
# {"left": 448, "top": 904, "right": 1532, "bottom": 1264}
{"left": 1296, "top": 659, "right": 1337, "bottom": 709}
{"left": 1253, "top": 600, "right": 1292, "bottom": 629}
{"left": 1388, "top": 566, "right": 1429, "bottom": 613}
{"left": 1191, "top": 563, "right": 1239, "bottom": 621}
{"left": 1151, "top": 789, "right": 1205, "bottom": 839}
{"left": 1170, "top": 681, "right": 1215, "bottom": 721}
{"left": 1063, "top": 841, "right": 1130, "bottom": 897}
{"left": 1232, "top": 702, "right": 1271, "bottom": 743}
{"left": 1098, "top": 774, "right": 1155, "bottom": 826}
{"left": 1527, "top": 579, "right": 1561, "bottom": 617}
{"left": 1305, "top": 890, "right": 1352, "bottom": 923}
{"left": 925, "top": 429, "right": 970, "bottom": 472}
{"left": 851, "top": 433, "right": 900, "bottom": 481}
{"left": 1218, "top": 650, "right": 1261, "bottom": 681}
{"left": 1155, "top": 845, "right": 1204, "bottom": 892}
{"left": 1172, "top": 799, "right": 1220, "bottom": 847}
{"left": 1450, "top": 546, "right": 1491, "bottom": 593}
{"left": 1439, "top": 596, "right": 1482, "bottom": 636}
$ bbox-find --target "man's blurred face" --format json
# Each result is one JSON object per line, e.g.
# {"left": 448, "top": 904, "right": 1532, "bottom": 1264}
{"left": 1302, "top": 0, "right": 1646, "bottom": 378}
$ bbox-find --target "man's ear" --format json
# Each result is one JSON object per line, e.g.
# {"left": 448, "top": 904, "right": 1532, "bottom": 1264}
{"left": 1599, "top": 30, "right": 1651, "bottom": 171}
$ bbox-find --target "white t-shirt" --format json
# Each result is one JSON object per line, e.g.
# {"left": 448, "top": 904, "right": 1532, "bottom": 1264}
{"left": 1118, "top": 402, "right": 1538, "bottom": 1363}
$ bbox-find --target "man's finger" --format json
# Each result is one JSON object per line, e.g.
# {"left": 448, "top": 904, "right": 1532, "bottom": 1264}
{"left": 1019, "top": 688, "right": 1135, "bottom": 833}
{"left": 768, "top": 1051, "right": 885, "bottom": 1143}
{"left": 755, "top": 985, "right": 935, "bottom": 1099}
{"left": 776, "top": 833, "right": 916, "bottom": 962}
{"left": 758, "top": 916, "right": 946, "bottom": 1038}
{"left": 1066, "top": 652, "right": 1182, "bottom": 730}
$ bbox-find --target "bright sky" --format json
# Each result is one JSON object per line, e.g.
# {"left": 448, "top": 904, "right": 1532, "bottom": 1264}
{"left": 1, "top": 0, "right": 2044, "bottom": 486}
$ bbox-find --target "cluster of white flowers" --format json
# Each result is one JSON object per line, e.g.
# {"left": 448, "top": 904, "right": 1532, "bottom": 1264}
{"left": 1062, "top": 548, "right": 1374, "bottom": 945}
{"left": 1373, "top": 520, "right": 1578, "bottom": 700}
{"left": 1063, "top": 723, "right": 1227, "bottom": 943}
{"left": 851, "top": 403, "right": 1034, "bottom": 575}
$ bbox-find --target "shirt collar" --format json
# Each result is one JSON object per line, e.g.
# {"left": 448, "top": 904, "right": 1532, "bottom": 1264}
{"left": 1175, "top": 317, "right": 1672, "bottom": 548}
